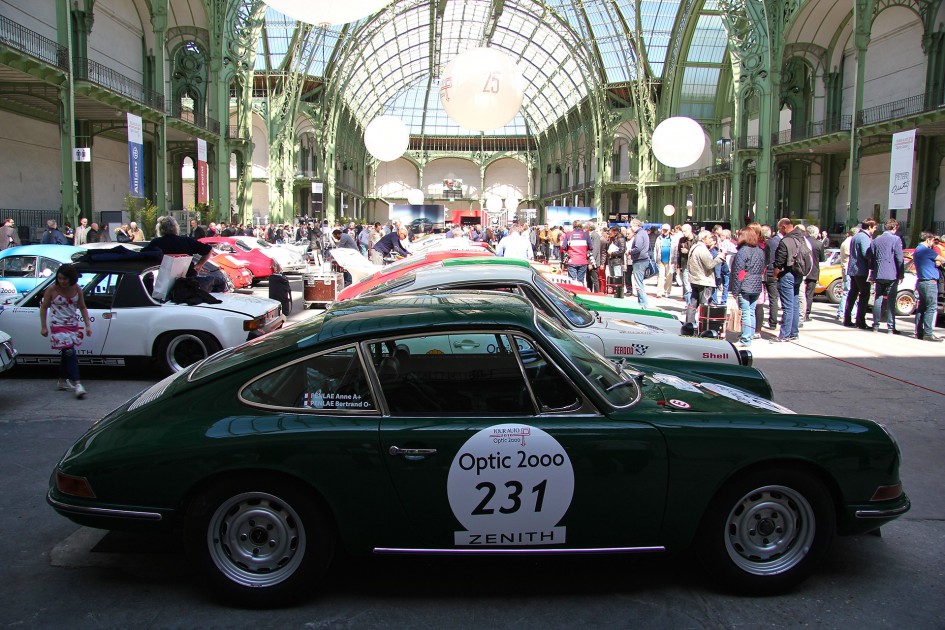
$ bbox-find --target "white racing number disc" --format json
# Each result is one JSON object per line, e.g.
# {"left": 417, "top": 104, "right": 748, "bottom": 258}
{"left": 448, "top": 424, "right": 574, "bottom": 546}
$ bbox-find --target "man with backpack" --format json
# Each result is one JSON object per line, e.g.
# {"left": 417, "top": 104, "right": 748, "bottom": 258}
{"left": 843, "top": 218, "right": 877, "bottom": 330}
{"left": 772, "top": 218, "right": 812, "bottom": 342}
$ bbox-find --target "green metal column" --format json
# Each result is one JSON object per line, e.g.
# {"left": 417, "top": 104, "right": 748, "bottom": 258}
{"left": 150, "top": 3, "right": 168, "bottom": 212}
{"left": 56, "top": 0, "right": 78, "bottom": 226}
{"left": 845, "top": 0, "right": 874, "bottom": 227}
{"left": 209, "top": 55, "right": 230, "bottom": 215}
{"left": 911, "top": 136, "right": 945, "bottom": 245}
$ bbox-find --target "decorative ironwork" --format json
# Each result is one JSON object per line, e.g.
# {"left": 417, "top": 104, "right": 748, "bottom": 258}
{"left": 74, "top": 57, "right": 164, "bottom": 111}
{"left": 0, "top": 14, "right": 68, "bottom": 70}
{"left": 857, "top": 93, "right": 939, "bottom": 126}
{"left": 772, "top": 115, "right": 853, "bottom": 144}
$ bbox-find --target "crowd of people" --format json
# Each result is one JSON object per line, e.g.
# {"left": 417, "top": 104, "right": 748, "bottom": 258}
{"left": 491, "top": 218, "right": 945, "bottom": 346}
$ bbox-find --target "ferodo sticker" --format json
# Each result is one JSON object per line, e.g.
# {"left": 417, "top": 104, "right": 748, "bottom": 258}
{"left": 699, "top": 382, "right": 796, "bottom": 414}
{"left": 448, "top": 424, "right": 574, "bottom": 546}
{"left": 611, "top": 343, "right": 649, "bottom": 356}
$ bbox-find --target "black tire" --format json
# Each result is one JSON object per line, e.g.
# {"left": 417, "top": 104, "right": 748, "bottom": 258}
{"left": 826, "top": 279, "right": 842, "bottom": 304}
{"left": 695, "top": 468, "right": 835, "bottom": 595}
{"left": 185, "top": 475, "right": 334, "bottom": 607}
{"left": 894, "top": 290, "right": 917, "bottom": 317}
{"left": 155, "top": 331, "right": 221, "bottom": 375}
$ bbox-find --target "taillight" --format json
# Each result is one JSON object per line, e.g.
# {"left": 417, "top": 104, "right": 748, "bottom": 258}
{"left": 870, "top": 482, "right": 903, "bottom": 501}
{"left": 56, "top": 470, "right": 96, "bottom": 498}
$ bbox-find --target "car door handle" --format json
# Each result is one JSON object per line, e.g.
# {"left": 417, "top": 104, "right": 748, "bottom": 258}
{"left": 453, "top": 340, "right": 480, "bottom": 349}
{"left": 103, "top": 312, "right": 115, "bottom": 319}
{"left": 389, "top": 446, "right": 437, "bottom": 459}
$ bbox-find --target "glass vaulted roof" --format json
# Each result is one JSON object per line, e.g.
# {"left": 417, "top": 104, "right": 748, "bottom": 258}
{"left": 257, "top": 0, "right": 700, "bottom": 135}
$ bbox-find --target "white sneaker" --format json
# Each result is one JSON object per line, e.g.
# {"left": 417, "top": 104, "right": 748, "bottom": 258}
{"left": 57, "top": 378, "right": 74, "bottom": 391}
{"left": 74, "top": 383, "right": 87, "bottom": 399}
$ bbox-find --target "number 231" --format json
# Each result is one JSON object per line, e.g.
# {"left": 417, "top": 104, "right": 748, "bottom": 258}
{"left": 472, "top": 479, "right": 547, "bottom": 515}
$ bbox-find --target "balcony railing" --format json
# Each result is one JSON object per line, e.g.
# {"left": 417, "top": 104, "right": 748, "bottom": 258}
{"left": 165, "top": 101, "right": 220, "bottom": 133}
{"left": 773, "top": 115, "right": 853, "bottom": 145}
{"left": 0, "top": 14, "right": 68, "bottom": 70}
{"left": 858, "top": 93, "right": 931, "bottom": 126}
{"left": 226, "top": 125, "right": 242, "bottom": 139}
{"left": 737, "top": 135, "right": 760, "bottom": 149}
{"left": 74, "top": 57, "right": 164, "bottom": 111}
{"left": 676, "top": 162, "right": 731, "bottom": 180}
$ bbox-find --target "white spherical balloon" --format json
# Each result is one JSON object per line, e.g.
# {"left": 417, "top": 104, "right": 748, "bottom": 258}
{"left": 439, "top": 47, "right": 525, "bottom": 131}
{"left": 406, "top": 188, "right": 424, "bottom": 205}
{"left": 264, "top": 0, "right": 389, "bottom": 26}
{"left": 486, "top": 196, "right": 503, "bottom": 213}
{"left": 364, "top": 115, "right": 409, "bottom": 162}
{"left": 663, "top": 204, "right": 676, "bottom": 216}
{"left": 651, "top": 117, "right": 706, "bottom": 169}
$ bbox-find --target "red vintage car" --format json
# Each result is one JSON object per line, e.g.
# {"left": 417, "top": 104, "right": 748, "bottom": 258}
{"left": 200, "top": 237, "right": 278, "bottom": 283}
{"left": 336, "top": 250, "right": 493, "bottom": 301}
{"left": 208, "top": 252, "right": 254, "bottom": 290}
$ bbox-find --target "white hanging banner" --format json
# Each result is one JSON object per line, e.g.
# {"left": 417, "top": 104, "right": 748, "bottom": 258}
{"left": 888, "top": 129, "right": 916, "bottom": 210}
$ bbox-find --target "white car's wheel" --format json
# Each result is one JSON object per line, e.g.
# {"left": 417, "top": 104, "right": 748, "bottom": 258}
{"left": 894, "top": 290, "right": 917, "bottom": 316}
{"left": 156, "top": 331, "right": 220, "bottom": 374}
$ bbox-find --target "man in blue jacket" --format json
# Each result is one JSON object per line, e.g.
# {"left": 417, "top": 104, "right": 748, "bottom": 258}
{"left": 869, "top": 219, "right": 904, "bottom": 333}
{"left": 843, "top": 218, "right": 877, "bottom": 329}
{"left": 628, "top": 219, "right": 651, "bottom": 309}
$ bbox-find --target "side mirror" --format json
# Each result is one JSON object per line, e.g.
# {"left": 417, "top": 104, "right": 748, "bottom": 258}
{"left": 699, "top": 329, "right": 720, "bottom": 339}
{"left": 680, "top": 322, "right": 695, "bottom": 336}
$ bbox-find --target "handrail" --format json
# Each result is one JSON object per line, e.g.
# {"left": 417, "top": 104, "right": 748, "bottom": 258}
{"left": 737, "top": 135, "right": 760, "bottom": 149}
{"left": 74, "top": 57, "right": 164, "bottom": 111}
{"left": 165, "top": 100, "right": 220, "bottom": 133}
{"left": 858, "top": 93, "right": 930, "bottom": 126}
{"left": 773, "top": 115, "right": 853, "bottom": 145}
{"left": 0, "top": 14, "right": 68, "bottom": 70}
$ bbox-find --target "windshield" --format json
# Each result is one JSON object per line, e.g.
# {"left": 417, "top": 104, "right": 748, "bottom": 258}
{"left": 536, "top": 312, "right": 640, "bottom": 408}
{"left": 532, "top": 272, "right": 596, "bottom": 327}
{"left": 360, "top": 270, "right": 425, "bottom": 297}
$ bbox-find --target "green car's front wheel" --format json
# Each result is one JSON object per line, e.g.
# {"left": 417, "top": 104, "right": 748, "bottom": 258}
{"left": 696, "top": 468, "right": 835, "bottom": 595}
{"left": 186, "top": 476, "right": 334, "bottom": 607}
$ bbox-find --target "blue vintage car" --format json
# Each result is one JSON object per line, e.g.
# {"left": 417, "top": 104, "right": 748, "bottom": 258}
{"left": 0, "top": 244, "right": 85, "bottom": 295}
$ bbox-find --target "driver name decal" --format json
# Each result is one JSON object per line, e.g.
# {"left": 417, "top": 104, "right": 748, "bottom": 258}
{"left": 448, "top": 424, "right": 574, "bottom": 546}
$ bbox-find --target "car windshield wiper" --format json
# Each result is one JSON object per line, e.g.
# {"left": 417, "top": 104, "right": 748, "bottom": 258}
{"left": 605, "top": 377, "right": 638, "bottom": 392}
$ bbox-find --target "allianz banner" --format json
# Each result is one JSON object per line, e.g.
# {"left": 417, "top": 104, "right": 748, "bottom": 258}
{"left": 888, "top": 129, "right": 915, "bottom": 210}
{"left": 127, "top": 113, "right": 144, "bottom": 199}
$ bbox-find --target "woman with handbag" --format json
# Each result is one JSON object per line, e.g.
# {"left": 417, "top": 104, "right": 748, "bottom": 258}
{"left": 730, "top": 227, "right": 766, "bottom": 347}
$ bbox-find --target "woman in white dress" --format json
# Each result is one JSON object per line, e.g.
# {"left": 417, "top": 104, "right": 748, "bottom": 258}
{"left": 39, "top": 263, "right": 92, "bottom": 399}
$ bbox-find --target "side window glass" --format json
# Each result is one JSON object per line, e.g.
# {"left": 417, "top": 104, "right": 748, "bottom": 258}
{"left": 1, "top": 256, "right": 37, "bottom": 278}
{"left": 241, "top": 346, "right": 376, "bottom": 412}
{"left": 39, "top": 258, "right": 61, "bottom": 278}
{"left": 514, "top": 336, "right": 582, "bottom": 412}
{"left": 83, "top": 273, "right": 119, "bottom": 309}
{"left": 368, "top": 333, "right": 532, "bottom": 415}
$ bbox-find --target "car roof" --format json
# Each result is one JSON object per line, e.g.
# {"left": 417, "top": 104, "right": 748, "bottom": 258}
{"left": 442, "top": 257, "right": 529, "bottom": 269}
{"left": 0, "top": 244, "right": 84, "bottom": 260}
{"left": 409, "top": 262, "right": 535, "bottom": 286}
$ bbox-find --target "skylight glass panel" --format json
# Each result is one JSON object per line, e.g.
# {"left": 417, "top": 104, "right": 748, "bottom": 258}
{"left": 686, "top": 15, "right": 727, "bottom": 64}
{"left": 679, "top": 65, "right": 720, "bottom": 118}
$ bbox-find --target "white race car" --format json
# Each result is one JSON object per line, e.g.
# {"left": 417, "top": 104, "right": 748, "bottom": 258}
{"left": 339, "top": 259, "right": 771, "bottom": 397}
{"left": 0, "top": 258, "right": 285, "bottom": 374}
{"left": 0, "top": 329, "right": 16, "bottom": 372}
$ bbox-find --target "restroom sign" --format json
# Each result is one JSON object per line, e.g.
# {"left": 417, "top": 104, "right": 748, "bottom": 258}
{"left": 72, "top": 148, "right": 91, "bottom": 162}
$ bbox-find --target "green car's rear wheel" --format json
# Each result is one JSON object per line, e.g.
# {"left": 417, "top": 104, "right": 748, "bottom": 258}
{"left": 186, "top": 476, "right": 334, "bottom": 607}
{"left": 696, "top": 468, "right": 835, "bottom": 595}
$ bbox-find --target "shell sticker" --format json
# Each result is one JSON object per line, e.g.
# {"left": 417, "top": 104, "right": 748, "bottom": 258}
{"left": 448, "top": 424, "right": 574, "bottom": 546}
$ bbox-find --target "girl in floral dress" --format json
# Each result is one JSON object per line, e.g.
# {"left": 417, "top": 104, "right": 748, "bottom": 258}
{"left": 39, "top": 263, "right": 91, "bottom": 399}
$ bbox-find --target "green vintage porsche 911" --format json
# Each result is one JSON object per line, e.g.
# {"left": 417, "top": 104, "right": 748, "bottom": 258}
{"left": 47, "top": 292, "right": 909, "bottom": 606}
